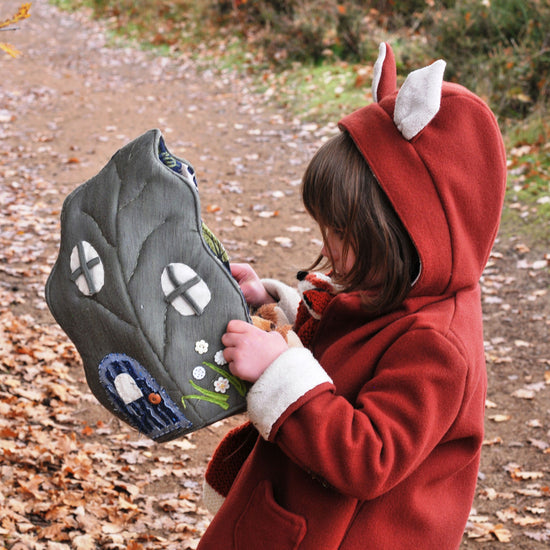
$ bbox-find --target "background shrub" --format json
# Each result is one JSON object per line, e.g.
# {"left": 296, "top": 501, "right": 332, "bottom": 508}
{"left": 429, "top": 0, "right": 550, "bottom": 119}
{"left": 66, "top": 0, "right": 549, "bottom": 122}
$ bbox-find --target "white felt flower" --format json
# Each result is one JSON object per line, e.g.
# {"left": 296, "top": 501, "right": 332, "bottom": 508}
{"left": 214, "top": 350, "right": 227, "bottom": 365}
{"left": 192, "top": 366, "right": 206, "bottom": 380}
{"left": 214, "top": 377, "right": 230, "bottom": 394}
{"left": 195, "top": 340, "right": 209, "bottom": 354}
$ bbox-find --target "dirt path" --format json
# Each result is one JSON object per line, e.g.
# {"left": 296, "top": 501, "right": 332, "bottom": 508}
{"left": 1, "top": 1, "right": 549, "bottom": 548}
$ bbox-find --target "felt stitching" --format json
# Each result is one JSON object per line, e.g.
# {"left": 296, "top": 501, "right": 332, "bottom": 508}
{"left": 79, "top": 208, "right": 116, "bottom": 248}
{"left": 114, "top": 144, "right": 150, "bottom": 212}
{"left": 125, "top": 215, "right": 182, "bottom": 287}
{"left": 165, "top": 266, "right": 204, "bottom": 315}
{"left": 82, "top": 294, "right": 138, "bottom": 332}
{"left": 48, "top": 131, "right": 250, "bottom": 442}
{"left": 71, "top": 241, "right": 100, "bottom": 294}
{"left": 181, "top": 361, "right": 247, "bottom": 411}
{"left": 91, "top": 288, "right": 190, "bottom": 428}
{"left": 98, "top": 353, "right": 193, "bottom": 440}
{"left": 159, "top": 298, "right": 204, "bottom": 424}
{"left": 101, "top": 174, "right": 184, "bottom": 397}
{"left": 116, "top": 176, "right": 151, "bottom": 213}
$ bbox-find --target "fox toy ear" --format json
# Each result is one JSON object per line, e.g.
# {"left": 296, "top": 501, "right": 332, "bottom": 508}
{"left": 393, "top": 59, "right": 446, "bottom": 140}
{"left": 372, "top": 42, "right": 397, "bottom": 103}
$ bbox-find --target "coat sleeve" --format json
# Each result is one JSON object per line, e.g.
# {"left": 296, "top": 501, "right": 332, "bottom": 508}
{"left": 246, "top": 328, "right": 471, "bottom": 500}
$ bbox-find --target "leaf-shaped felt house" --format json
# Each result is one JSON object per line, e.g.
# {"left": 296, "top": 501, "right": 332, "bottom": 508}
{"left": 46, "top": 129, "right": 250, "bottom": 442}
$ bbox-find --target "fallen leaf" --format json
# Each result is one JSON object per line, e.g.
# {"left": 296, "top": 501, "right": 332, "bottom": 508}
{"left": 528, "top": 438, "right": 549, "bottom": 451}
{"left": 511, "top": 469, "right": 544, "bottom": 481}
{"left": 489, "top": 414, "right": 511, "bottom": 422}
{"left": 286, "top": 225, "right": 311, "bottom": 233}
{"left": 232, "top": 216, "right": 249, "bottom": 227}
{"left": 513, "top": 515, "right": 544, "bottom": 526}
{"left": 492, "top": 524, "right": 512, "bottom": 542}
{"left": 274, "top": 236, "right": 293, "bottom": 248}
{"left": 483, "top": 436, "right": 503, "bottom": 446}
{"left": 511, "top": 388, "right": 535, "bottom": 399}
{"left": 72, "top": 534, "right": 96, "bottom": 550}
{"left": 102, "top": 522, "right": 124, "bottom": 534}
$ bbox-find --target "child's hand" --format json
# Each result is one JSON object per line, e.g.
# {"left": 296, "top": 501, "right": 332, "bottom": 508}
{"left": 222, "top": 320, "right": 288, "bottom": 383}
{"left": 231, "top": 263, "right": 275, "bottom": 308}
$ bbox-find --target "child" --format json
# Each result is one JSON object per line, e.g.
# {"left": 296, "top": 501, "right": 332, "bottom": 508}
{"left": 198, "top": 42, "right": 506, "bottom": 550}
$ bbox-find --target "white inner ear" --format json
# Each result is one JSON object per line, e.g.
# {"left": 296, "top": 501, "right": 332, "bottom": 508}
{"left": 394, "top": 59, "right": 446, "bottom": 140}
{"left": 372, "top": 42, "right": 387, "bottom": 103}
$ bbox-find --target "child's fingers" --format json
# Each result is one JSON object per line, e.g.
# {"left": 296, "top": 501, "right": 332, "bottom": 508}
{"left": 230, "top": 263, "right": 256, "bottom": 283}
{"left": 225, "top": 319, "right": 251, "bottom": 334}
{"left": 222, "top": 345, "right": 235, "bottom": 365}
{"left": 229, "top": 263, "right": 273, "bottom": 307}
{"left": 222, "top": 324, "right": 289, "bottom": 383}
{"left": 221, "top": 321, "right": 250, "bottom": 364}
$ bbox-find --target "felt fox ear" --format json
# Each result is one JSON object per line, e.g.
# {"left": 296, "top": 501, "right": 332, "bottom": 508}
{"left": 394, "top": 59, "right": 446, "bottom": 140}
{"left": 372, "top": 42, "right": 397, "bottom": 103}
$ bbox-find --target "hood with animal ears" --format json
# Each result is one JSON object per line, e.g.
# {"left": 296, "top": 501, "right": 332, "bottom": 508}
{"left": 339, "top": 42, "right": 507, "bottom": 297}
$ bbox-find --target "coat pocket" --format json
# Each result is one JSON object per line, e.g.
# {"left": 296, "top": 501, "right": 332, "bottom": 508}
{"left": 235, "top": 480, "right": 307, "bottom": 550}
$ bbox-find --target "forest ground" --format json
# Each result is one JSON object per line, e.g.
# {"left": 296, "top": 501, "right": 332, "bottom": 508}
{"left": 1, "top": 1, "right": 549, "bottom": 548}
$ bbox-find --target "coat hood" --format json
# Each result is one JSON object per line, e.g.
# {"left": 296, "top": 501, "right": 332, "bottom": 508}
{"left": 339, "top": 43, "right": 507, "bottom": 297}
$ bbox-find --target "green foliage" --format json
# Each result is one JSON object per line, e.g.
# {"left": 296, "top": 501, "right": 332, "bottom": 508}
{"left": 221, "top": 0, "right": 550, "bottom": 121}
{"left": 221, "top": 1, "right": 460, "bottom": 65}
{"left": 224, "top": 1, "right": 372, "bottom": 65}
{"left": 51, "top": 0, "right": 215, "bottom": 53}
{"left": 256, "top": 61, "right": 375, "bottom": 122}
{"left": 429, "top": 0, "right": 550, "bottom": 119}
{"left": 52, "top": 1, "right": 549, "bottom": 118}
{"left": 51, "top": 1, "right": 549, "bottom": 170}
{"left": 500, "top": 110, "right": 550, "bottom": 242}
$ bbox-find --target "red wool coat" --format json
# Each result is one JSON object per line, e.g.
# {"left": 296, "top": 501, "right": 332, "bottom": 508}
{"left": 198, "top": 43, "right": 506, "bottom": 550}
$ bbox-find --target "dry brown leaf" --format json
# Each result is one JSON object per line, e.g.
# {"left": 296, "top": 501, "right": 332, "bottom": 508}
{"left": 511, "top": 469, "right": 544, "bottom": 481}
{"left": 72, "top": 534, "right": 96, "bottom": 550}
{"left": 513, "top": 515, "right": 544, "bottom": 526}
{"left": 492, "top": 524, "right": 512, "bottom": 542}
{"left": 483, "top": 436, "right": 503, "bottom": 446}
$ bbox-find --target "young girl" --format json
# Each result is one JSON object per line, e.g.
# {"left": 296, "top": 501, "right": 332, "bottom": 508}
{"left": 198, "top": 42, "right": 507, "bottom": 550}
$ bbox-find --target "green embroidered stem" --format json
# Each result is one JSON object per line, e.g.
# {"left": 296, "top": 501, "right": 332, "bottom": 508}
{"left": 181, "top": 379, "right": 230, "bottom": 410}
{"left": 204, "top": 362, "right": 248, "bottom": 396}
{"left": 181, "top": 393, "right": 230, "bottom": 411}
{"left": 180, "top": 361, "right": 247, "bottom": 411}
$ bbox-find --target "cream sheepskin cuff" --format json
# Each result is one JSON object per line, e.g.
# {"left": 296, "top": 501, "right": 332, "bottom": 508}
{"left": 247, "top": 347, "right": 333, "bottom": 440}
{"left": 202, "top": 479, "right": 226, "bottom": 516}
{"left": 261, "top": 279, "right": 300, "bottom": 325}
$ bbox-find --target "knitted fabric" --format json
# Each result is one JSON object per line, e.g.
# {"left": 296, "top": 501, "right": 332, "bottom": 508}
{"left": 204, "top": 421, "right": 258, "bottom": 502}
{"left": 294, "top": 272, "right": 340, "bottom": 348}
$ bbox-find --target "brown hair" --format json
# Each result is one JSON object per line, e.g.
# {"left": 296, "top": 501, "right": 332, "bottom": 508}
{"left": 301, "top": 131, "right": 419, "bottom": 314}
